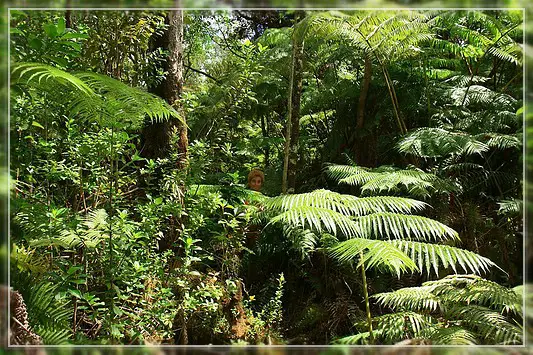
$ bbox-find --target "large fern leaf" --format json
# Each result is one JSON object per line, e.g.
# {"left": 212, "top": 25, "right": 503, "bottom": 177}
{"left": 329, "top": 238, "right": 418, "bottom": 277}
{"left": 389, "top": 240, "right": 499, "bottom": 276}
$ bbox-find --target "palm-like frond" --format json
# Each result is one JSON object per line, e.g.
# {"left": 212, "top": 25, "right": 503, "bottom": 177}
{"left": 263, "top": 189, "right": 428, "bottom": 215}
{"left": 10, "top": 244, "right": 49, "bottom": 275}
{"left": 390, "top": 240, "right": 498, "bottom": 276}
{"left": 373, "top": 286, "right": 441, "bottom": 313}
{"left": 397, "top": 127, "right": 489, "bottom": 158}
{"left": 268, "top": 206, "right": 362, "bottom": 238}
{"left": 424, "top": 275, "right": 522, "bottom": 314}
{"left": 11, "top": 62, "right": 93, "bottom": 95}
{"left": 326, "top": 164, "right": 455, "bottom": 197}
{"left": 12, "top": 62, "right": 181, "bottom": 128}
{"left": 354, "top": 212, "right": 459, "bottom": 242}
{"left": 18, "top": 281, "right": 72, "bottom": 345}
{"left": 428, "top": 326, "right": 478, "bottom": 345}
{"left": 30, "top": 209, "right": 108, "bottom": 249}
{"left": 448, "top": 305, "right": 522, "bottom": 344}
{"left": 371, "top": 311, "right": 434, "bottom": 343}
{"left": 333, "top": 329, "right": 383, "bottom": 345}
{"left": 329, "top": 238, "right": 418, "bottom": 277}
{"left": 283, "top": 225, "right": 319, "bottom": 260}
{"left": 372, "top": 274, "right": 523, "bottom": 345}
{"left": 497, "top": 199, "right": 522, "bottom": 217}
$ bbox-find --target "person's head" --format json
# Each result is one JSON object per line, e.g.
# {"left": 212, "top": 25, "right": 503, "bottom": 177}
{"left": 247, "top": 169, "right": 264, "bottom": 192}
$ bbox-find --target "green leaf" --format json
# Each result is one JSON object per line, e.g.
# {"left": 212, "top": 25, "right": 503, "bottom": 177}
{"left": 68, "top": 289, "right": 82, "bottom": 298}
{"left": 61, "top": 32, "right": 89, "bottom": 39}
{"left": 28, "top": 38, "right": 42, "bottom": 50}
{"left": 57, "top": 17, "right": 65, "bottom": 34}
{"left": 44, "top": 23, "right": 58, "bottom": 38}
{"left": 31, "top": 121, "right": 44, "bottom": 129}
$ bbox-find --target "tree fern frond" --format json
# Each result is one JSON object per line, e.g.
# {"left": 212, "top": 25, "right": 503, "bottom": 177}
{"left": 333, "top": 329, "right": 383, "bottom": 345}
{"left": 428, "top": 326, "right": 478, "bottom": 345}
{"left": 423, "top": 275, "right": 522, "bottom": 315}
{"left": 397, "top": 127, "right": 489, "bottom": 158}
{"left": 497, "top": 199, "right": 522, "bottom": 217}
{"left": 283, "top": 226, "right": 319, "bottom": 260}
{"left": 478, "top": 133, "right": 522, "bottom": 150}
{"left": 355, "top": 212, "right": 459, "bottom": 242}
{"left": 329, "top": 238, "right": 418, "bottom": 277}
{"left": 12, "top": 62, "right": 93, "bottom": 95}
{"left": 327, "top": 164, "right": 454, "bottom": 197}
{"left": 267, "top": 206, "right": 362, "bottom": 238}
{"left": 373, "top": 286, "right": 441, "bottom": 313}
{"left": 75, "top": 71, "right": 182, "bottom": 125}
{"left": 12, "top": 62, "right": 181, "bottom": 129}
{"left": 372, "top": 311, "right": 434, "bottom": 343}
{"left": 263, "top": 189, "right": 428, "bottom": 216}
{"left": 390, "top": 240, "right": 500, "bottom": 276}
{"left": 343, "top": 196, "right": 429, "bottom": 215}
{"left": 448, "top": 305, "right": 523, "bottom": 344}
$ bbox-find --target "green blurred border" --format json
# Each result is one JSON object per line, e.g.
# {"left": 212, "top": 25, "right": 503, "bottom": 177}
{"left": 0, "top": 1, "right": 531, "bottom": 354}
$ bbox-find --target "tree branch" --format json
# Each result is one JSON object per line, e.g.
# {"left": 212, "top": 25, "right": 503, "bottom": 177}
{"left": 184, "top": 64, "right": 220, "bottom": 83}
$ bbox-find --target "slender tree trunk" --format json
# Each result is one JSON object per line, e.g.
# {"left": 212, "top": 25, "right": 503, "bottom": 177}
{"left": 282, "top": 11, "right": 305, "bottom": 194}
{"left": 356, "top": 55, "right": 372, "bottom": 130}
{"left": 354, "top": 54, "right": 373, "bottom": 166}
{"left": 65, "top": 0, "right": 72, "bottom": 29}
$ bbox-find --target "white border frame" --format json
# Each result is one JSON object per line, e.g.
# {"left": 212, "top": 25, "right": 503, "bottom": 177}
{"left": 6, "top": 5, "right": 529, "bottom": 350}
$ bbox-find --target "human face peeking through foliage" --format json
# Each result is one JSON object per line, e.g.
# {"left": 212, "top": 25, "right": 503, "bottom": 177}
{"left": 248, "top": 169, "right": 264, "bottom": 192}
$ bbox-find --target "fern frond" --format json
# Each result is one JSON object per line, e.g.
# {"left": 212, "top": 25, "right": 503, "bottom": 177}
{"left": 329, "top": 238, "right": 418, "bottom": 277}
{"left": 333, "top": 330, "right": 383, "bottom": 345}
{"left": 390, "top": 240, "right": 499, "bottom": 276}
{"left": 12, "top": 62, "right": 93, "bottom": 95}
{"left": 326, "top": 164, "right": 454, "bottom": 197}
{"left": 428, "top": 326, "right": 478, "bottom": 345}
{"left": 354, "top": 212, "right": 459, "bottom": 242}
{"left": 372, "top": 311, "right": 434, "bottom": 343}
{"left": 267, "top": 206, "right": 362, "bottom": 238}
{"left": 264, "top": 189, "right": 428, "bottom": 215}
{"left": 497, "top": 199, "right": 522, "bottom": 217}
{"left": 10, "top": 244, "right": 49, "bottom": 275}
{"left": 373, "top": 286, "right": 441, "bottom": 313}
{"left": 448, "top": 305, "right": 523, "bottom": 344}
{"left": 75, "top": 71, "right": 181, "bottom": 125}
{"left": 12, "top": 62, "right": 181, "bottom": 129}
{"left": 283, "top": 226, "right": 319, "bottom": 260}
{"left": 424, "top": 274, "right": 522, "bottom": 314}
{"left": 397, "top": 127, "right": 489, "bottom": 158}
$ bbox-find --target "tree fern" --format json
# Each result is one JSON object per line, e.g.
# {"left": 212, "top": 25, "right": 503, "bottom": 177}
{"left": 372, "top": 274, "right": 523, "bottom": 345}
{"left": 325, "top": 164, "right": 455, "bottom": 197}
{"left": 12, "top": 62, "right": 182, "bottom": 129}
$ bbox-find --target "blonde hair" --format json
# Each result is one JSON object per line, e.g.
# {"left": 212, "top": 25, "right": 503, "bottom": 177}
{"left": 247, "top": 169, "right": 264, "bottom": 186}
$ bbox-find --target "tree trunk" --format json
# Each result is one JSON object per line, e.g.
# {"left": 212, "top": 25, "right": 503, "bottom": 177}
{"left": 141, "top": 6, "right": 187, "bottom": 168}
{"left": 65, "top": 0, "right": 72, "bottom": 29}
{"left": 282, "top": 11, "right": 305, "bottom": 194}
{"left": 354, "top": 54, "right": 373, "bottom": 166}
{"left": 356, "top": 55, "right": 372, "bottom": 130}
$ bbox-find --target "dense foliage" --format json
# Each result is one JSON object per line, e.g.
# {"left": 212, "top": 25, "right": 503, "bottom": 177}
{"left": 9, "top": 8, "right": 525, "bottom": 345}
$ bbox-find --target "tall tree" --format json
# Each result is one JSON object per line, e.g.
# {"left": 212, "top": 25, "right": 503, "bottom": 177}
{"left": 141, "top": 9, "right": 187, "bottom": 169}
{"left": 282, "top": 10, "right": 305, "bottom": 194}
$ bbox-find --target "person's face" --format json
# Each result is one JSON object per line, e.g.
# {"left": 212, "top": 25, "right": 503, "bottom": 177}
{"left": 250, "top": 176, "right": 263, "bottom": 191}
